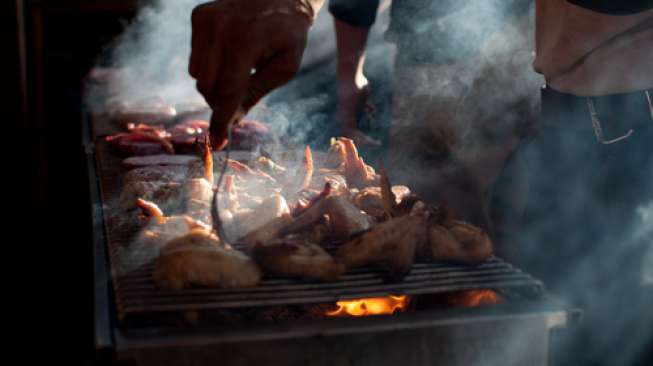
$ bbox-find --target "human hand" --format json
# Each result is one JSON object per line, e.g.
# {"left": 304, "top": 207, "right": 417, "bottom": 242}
{"left": 189, "top": 0, "right": 322, "bottom": 148}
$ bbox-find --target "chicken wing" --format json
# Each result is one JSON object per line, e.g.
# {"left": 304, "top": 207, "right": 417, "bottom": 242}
{"left": 336, "top": 215, "right": 426, "bottom": 279}
{"left": 252, "top": 238, "right": 345, "bottom": 281}
{"left": 154, "top": 228, "right": 261, "bottom": 290}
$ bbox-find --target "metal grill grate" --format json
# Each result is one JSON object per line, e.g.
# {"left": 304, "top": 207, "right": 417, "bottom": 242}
{"left": 92, "top": 139, "right": 542, "bottom": 322}
{"left": 112, "top": 257, "right": 542, "bottom": 319}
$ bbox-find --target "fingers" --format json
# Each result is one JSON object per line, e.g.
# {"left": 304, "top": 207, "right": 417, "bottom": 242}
{"left": 208, "top": 119, "right": 229, "bottom": 151}
{"left": 242, "top": 37, "right": 307, "bottom": 111}
{"left": 208, "top": 50, "right": 253, "bottom": 148}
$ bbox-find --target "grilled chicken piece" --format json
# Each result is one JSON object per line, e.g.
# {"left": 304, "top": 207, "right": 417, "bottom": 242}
{"left": 252, "top": 238, "right": 345, "bottom": 281}
{"left": 352, "top": 186, "right": 411, "bottom": 220}
{"left": 419, "top": 220, "right": 492, "bottom": 265}
{"left": 282, "top": 195, "right": 373, "bottom": 240}
{"left": 336, "top": 215, "right": 426, "bottom": 279}
{"left": 154, "top": 228, "right": 261, "bottom": 290}
{"left": 297, "top": 219, "right": 331, "bottom": 244}
{"left": 325, "top": 195, "right": 374, "bottom": 240}
{"left": 244, "top": 214, "right": 295, "bottom": 249}
{"left": 446, "top": 221, "right": 493, "bottom": 263}
{"left": 222, "top": 193, "right": 290, "bottom": 243}
{"left": 247, "top": 193, "right": 290, "bottom": 231}
{"left": 309, "top": 170, "right": 347, "bottom": 193}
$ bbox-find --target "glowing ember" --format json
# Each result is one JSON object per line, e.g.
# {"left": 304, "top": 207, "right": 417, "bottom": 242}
{"left": 454, "top": 289, "right": 502, "bottom": 307}
{"left": 326, "top": 295, "right": 410, "bottom": 317}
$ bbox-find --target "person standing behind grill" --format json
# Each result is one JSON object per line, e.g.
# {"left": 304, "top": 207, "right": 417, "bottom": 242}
{"left": 328, "top": 0, "right": 538, "bottom": 236}
{"left": 189, "top": 1, "right": 653, "bottom": 363}
{"left": 506, "top": 2, "right": 653, "bottom": 365}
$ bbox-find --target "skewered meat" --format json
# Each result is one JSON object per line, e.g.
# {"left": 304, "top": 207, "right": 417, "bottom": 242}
{"left": 154, "top": 228, "right": 261, "bottom": 290}
{"left": 336, "top": 215, "right": 427, "bottom": 279}
{"left": 252, "top": 238, "right": 345, "bottom": 281}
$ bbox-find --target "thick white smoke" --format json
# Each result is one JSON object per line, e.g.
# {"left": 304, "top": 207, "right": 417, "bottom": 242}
{"left": 103, "top": 0, "right": 207, "bottom": 107}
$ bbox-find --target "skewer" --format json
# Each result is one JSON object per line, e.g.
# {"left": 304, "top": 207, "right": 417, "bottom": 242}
{"left": 212, "top": 124, "right": 233, "bottom": 243}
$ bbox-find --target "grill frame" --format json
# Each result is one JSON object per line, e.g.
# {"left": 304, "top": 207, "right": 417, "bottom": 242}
{"left": 85, "top": 112, "right": 577, "bottom": 365}
{"left": 88, "top": 119, "right": 543, "bottom": 323}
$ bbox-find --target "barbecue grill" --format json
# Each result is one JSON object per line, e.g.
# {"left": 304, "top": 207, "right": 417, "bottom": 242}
{"left": 86, "top": 113, "right": 578, "bottom": 366}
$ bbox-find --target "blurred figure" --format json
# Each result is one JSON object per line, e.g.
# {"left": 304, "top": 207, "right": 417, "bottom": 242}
{"left": 508, "top": 2, "right": 653, "bottom": 365}
{"left": 330, "top": 0, "right": 537, "bottom": 233}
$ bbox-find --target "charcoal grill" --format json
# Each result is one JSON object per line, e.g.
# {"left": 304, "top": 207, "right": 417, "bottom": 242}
{"left": 86, "top": 113, "right": 578, "bottom": 366}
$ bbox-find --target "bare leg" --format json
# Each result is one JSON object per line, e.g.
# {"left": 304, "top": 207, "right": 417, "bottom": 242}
{"left": 334, "top": 19, "right": 380, "bottom": 147}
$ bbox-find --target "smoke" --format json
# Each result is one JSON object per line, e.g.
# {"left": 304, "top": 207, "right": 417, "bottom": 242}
{"left": 92, "top": 1, "right": 651, "bottom": 363}
{"left": 92, "top": 0, "right": 207, "bottom": 109}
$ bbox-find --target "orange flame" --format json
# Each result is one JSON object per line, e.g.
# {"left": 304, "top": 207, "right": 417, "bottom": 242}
{"left": 454, "top": 289, "right": 502, "bottom": 307}
{"left": 326, "top": 295, "right": 410, "bottom": 317}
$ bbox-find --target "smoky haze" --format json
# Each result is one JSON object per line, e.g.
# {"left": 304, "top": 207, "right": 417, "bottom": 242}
{"left": 92, "top": 0, "right": 651, "bottom": 364}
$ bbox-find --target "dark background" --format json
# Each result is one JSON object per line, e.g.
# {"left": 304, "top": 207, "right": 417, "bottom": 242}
{"left": 6, "top": 1, "right": 140, "bottom": 363}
